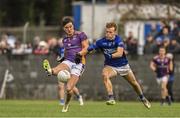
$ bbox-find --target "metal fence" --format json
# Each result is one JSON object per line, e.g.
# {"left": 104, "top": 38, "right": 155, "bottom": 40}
{"left": 0, "top": 54, "right": 180, "bottom": 101}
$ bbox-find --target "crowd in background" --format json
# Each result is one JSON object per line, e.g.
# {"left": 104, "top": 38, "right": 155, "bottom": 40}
{"left": 0, "top": 33, "right": 63, "bottom": 57}
{"left": 124, "top": 19, "right": 180, "bottom": 56}
{"left": 144, "top": 19, "right": 180, "bottom": 55}
{"left": 0, "top": 19, "right": 180, "bottom": 57}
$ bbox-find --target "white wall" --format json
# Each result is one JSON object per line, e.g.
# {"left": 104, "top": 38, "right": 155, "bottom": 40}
{"left": 81, "top": 4, "right": 117, "bottom": 39}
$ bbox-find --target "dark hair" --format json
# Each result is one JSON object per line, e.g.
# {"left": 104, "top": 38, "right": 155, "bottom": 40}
{"left": 62, "top": 16, "right": 74, "bottom": 27}
{"left": 159, "top": 46, "right": 166, "bottom": 50}
{"left": 106, "top": 22, "right": 117, "bottom": 31}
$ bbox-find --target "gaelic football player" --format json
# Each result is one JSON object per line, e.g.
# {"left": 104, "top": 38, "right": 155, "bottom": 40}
{"left": 43, "top": 17, "right": 89, "bottom": 112}
{"left": 88, "top": 22, "right": 151, "bottom": 109}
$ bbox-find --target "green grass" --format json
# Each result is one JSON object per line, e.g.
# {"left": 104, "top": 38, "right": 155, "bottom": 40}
{"left": 0, "top": 100, "right": 180, "bottom": 117}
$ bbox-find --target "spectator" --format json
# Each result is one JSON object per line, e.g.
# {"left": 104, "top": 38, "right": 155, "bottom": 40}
{"left": 144, "top": 35, "right": 156, "bottom": 54}
{"left": 152, "top": 37, "right": 162, "bottom": 54}
{"left": 155, "top": 19, "right": 170, "bottom": 39}
{"left": 156, "top": 27, "right": 171, "bottom": 43}
{"left": 47, "top": 37, "right": 60, "bottom": 56}
{"left": 32, "top": 36, "right": 41, "bottom": 51}
{"left": 125, "top": 31, "right": 138, "bottom": 55}
{"left": 33, "top": 41, "right": 49, "bottom": 55}
{"left": 168, "top": 39, "right": 180, "bottom": 54}
{"left": 12, "top": 40, "right": 24, "bottom": 55}
{"left": 0, "top": 40, "right": 10, "bottom": 55}
{"left": 23, "top": 43, "right": 33, "bottom": 54}
{"left": 171, "top": 21, "right": 180, "bottom": 43}
{"left": 149, "top": 23, "right": 158, "bottom": 39}
{"left": 7, "top": 33, "right": 16, "bottom": 48}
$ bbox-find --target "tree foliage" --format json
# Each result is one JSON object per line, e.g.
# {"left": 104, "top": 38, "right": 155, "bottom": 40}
{"left": 0, "top": 0, "right": 72, "bottom": 26}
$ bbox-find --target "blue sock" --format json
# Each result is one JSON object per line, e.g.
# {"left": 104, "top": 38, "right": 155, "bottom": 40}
{"left": 60, "top": 99, "right": 64, "bottom": 103}
{"left": 76, "top": 94, "right": 80, "bottom": 99}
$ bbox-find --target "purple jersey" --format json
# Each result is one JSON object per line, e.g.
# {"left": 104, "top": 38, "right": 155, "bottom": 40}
{"left": 152, "top": 55, "right": 170, "bottom": 78}
{"left": 63, "top": 31, "right": 87, "bottom": 63}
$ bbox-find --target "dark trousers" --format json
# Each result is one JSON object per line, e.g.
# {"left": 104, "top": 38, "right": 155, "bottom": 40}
{"left": 167, "top": 81, "right": 174, "bottom": 101}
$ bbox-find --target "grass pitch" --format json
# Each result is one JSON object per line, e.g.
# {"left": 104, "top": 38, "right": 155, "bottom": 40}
{"left": 0, "top": 100, "right": 180, "bottom": 117}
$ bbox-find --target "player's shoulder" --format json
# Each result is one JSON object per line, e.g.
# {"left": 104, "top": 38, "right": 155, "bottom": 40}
{"left": 153, "top": 55, "right": 159, "bottom": 60}
{"left": 165, "top": 56, "right": 171, "bottom": 61}
{"left": 94, "top": 37, "right": 105, "bottom": 46}
{"left": 96, "top": 37, "right": 105, "bottom": 43}
{"left": 75, "top": 31, "right": 86, "bottom": 35}
{"left": 115, "top": 35, "right": 123, "bottom": 42}
{"left": 62, "top": 35, "right": 67, "bottom": 42}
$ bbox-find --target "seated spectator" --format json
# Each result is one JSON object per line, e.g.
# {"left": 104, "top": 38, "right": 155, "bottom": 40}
{"left": 12, "top": 40, "right": 24, "bottom": 55}
{"left": 47, "top": 37, "right": 59, "bottom": 56}
{"left": 23, "top": 43, "right": 33, "bottom": 54}
{"left": 0, "top": 40, "right": 10, "bottom": 55}
{"left": 32, "top": 36, "right": 41, "bottom": 50}
{"left": 33, "top": 41, "right": 49, "bottom": 55}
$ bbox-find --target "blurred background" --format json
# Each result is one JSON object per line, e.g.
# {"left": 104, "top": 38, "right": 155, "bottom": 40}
{"left": 0, "top": 0, "right": 180, "bottom": 101}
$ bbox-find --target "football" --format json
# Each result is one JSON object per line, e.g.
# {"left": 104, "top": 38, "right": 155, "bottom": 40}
{"left": 57, "top": 70, "right": 70, "bottom": 83}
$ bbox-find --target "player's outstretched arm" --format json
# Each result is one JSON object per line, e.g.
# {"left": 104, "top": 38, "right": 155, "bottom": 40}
{"left": 75, "top": 39, "right": 89, "bottom": 64}
{"left": 87, "top": 43, "right": 100, "bottom": 53}
{"left": 78, "top": 40, "right": 89, "bottom": 56}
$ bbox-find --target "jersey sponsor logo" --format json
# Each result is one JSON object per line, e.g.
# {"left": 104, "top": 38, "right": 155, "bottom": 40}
{"left": 66, "top": 45, "right": 81, "bottom": 49}
{"left": 102, "top": 42, "right": 108, "bottom": 46}
{"left": 68, "top": 43, "right": 71, "bottom": 47}
{"left": 104, "top": 48, "right": 117, "bottom": 54}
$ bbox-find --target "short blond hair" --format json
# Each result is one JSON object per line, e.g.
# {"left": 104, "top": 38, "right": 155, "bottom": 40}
{"left": 106, "top": 22, "right": 117, "bottom": 31}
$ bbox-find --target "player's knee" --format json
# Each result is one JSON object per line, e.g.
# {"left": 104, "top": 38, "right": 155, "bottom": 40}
{"left": 102, "top": 72, "right": 109, "bottom": 80}
{"left": 51, "top": 68, "right": 58, "bottom": 75}
{"left": 161, "top": 87, "right": 167, "bottom": 92}
{"left": 58, "top": 84, "right": 64, "bottom": 90}
{"left": 66, "top": 86, "right": 73, "bottom": 93}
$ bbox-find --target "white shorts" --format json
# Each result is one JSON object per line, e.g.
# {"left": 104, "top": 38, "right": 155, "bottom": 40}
{"left": 62, "top": 60, "right": 85, "bottom": 77}
{"left": 156, "top": 76, "right": 169, "bottom": 85}
{"left": 108, "top": 64, "right": 132, "bottom": 76}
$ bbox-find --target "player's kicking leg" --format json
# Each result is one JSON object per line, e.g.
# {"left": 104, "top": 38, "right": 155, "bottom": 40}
{"left": 102, "top": 66, "right": 117, "bottom": 105}
{"left": 123, "top": 71, "right": 151, "bottom": 109}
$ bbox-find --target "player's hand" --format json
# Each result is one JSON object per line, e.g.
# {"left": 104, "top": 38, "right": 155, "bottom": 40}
{"left": 56, "top": 56, "right": 65, "bottom": 63}
{"left": 75, "top": 53, "right": 82, "bottom": 64}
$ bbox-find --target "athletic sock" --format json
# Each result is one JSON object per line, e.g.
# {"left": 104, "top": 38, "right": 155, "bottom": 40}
{"left": 139, "top": 94, "right": 145, "bottom": 100}
{"left": 108, "top": 94, "right": 114, "bottom": 100}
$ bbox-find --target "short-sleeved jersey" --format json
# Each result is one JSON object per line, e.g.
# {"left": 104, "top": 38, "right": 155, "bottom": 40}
{"left": 91, "top": 35, "right": 128, "bottom": 67}
{"left": 63, "top": 31, "right": 87, "bottom": 64}
{"left": 152, "top": 55, "right": 170, "bottom": 78}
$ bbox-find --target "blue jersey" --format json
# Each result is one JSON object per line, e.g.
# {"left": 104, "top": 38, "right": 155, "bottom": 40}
{"left": 57, "top": 47, "right": 64, "bottom": 57}
{"left": 89, "top": 35, "right": 128, "bottom": 67}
